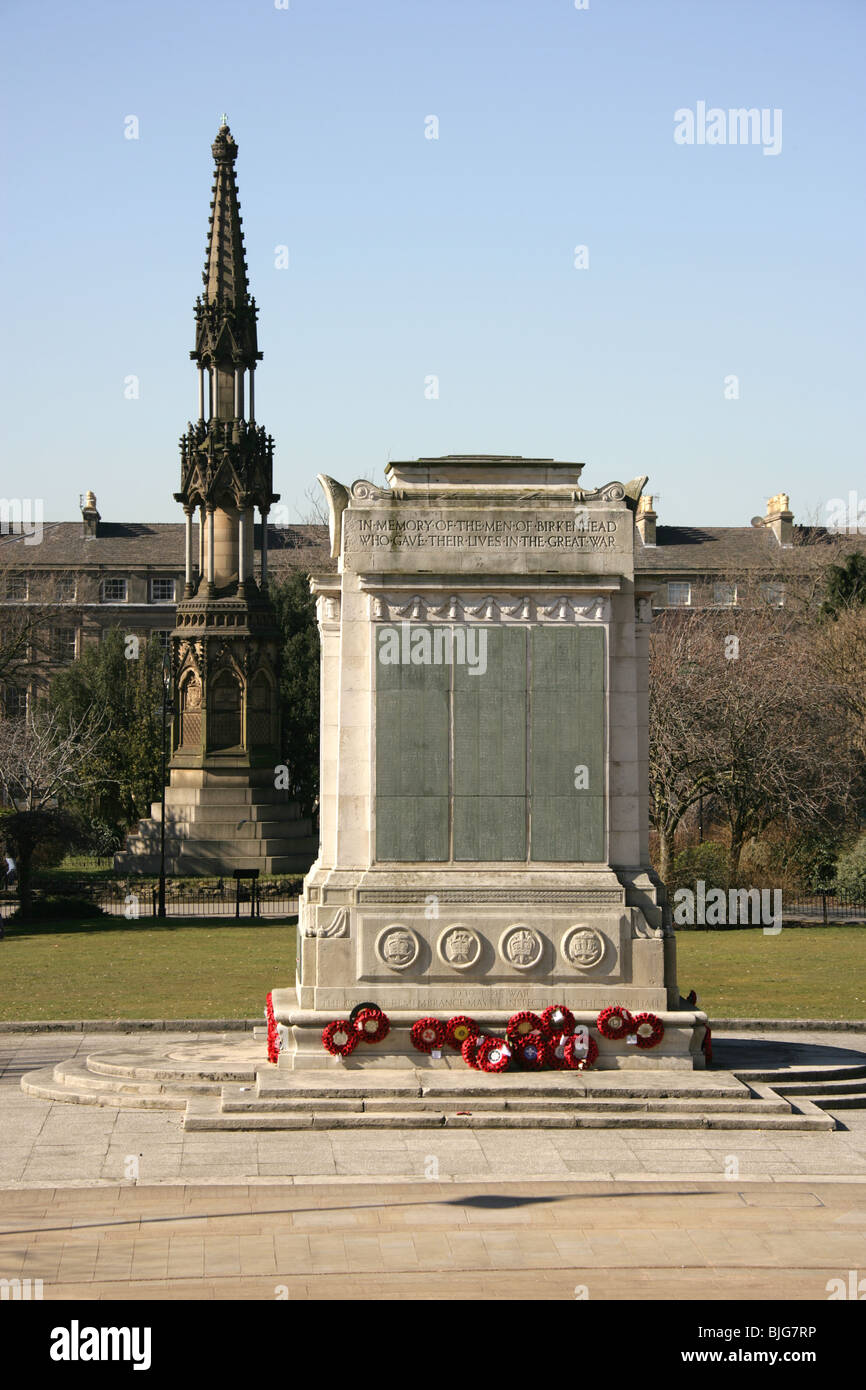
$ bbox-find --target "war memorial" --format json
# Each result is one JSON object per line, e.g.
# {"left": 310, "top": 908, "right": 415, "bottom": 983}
{"left": 270, "top": 453, "right": 710, "bottom": 1072}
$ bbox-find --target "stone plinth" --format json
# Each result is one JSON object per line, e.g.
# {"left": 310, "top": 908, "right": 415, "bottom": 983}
{"left": 114, "top": 768, "right": 317, "bottom": 875}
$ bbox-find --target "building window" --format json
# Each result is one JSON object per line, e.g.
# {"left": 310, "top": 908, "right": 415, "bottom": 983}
{"left": 713, "top": 583, "right": 737, "bottom": 607}
{"left": 666, "top": 583, "right": 691, "bottom": 607}
{"left": 100, "top": 578, "right": 127, "bottom": 603}
{"left": 55, "top": 576, "right": 76, "bottom": 601}
{"left": 5, "top": 574, "right": 26, "bottom": 600}
{"left": 50, "top": 627, "right": 77, "bottom": 662}
{"left": 150, "top": 577, "right": 175, "bottom": 603}
{"left": 761, "top": 583, "right": 785, "bottom": 607}
{"left": 3, "top": 685, "right": 27, "bottom": 718}
{"left": 155, "top": 630, "right": 171, "bottom": 654}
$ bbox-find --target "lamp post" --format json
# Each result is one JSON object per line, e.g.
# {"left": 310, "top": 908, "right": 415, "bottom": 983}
{"left": 157, "top": 643, "right": 171, "bottom": 919}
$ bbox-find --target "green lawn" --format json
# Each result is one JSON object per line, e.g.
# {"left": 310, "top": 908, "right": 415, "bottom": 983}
{"left": 0, "top": 919, "right": 862, "bottom": 1022}
{"left": 675, "top": 925, "right": 866, "bottom": 1019}
{"left": 0, "top": 917, "right": 297, "bottom": 1020}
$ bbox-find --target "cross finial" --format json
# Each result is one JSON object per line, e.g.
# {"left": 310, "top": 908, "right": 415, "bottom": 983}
{"left": 220, "top": 112, "right": 228, "bottom": 127}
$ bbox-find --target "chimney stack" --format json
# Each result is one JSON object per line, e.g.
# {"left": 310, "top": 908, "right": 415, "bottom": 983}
{"left": 81, "top": 491, "right": 101, "bottom": 539}
{"left": 765, "top": 492, "right": 793, "bottom": 546}
{"left": 636, "top": 493, "right": 657, "bottom": 546}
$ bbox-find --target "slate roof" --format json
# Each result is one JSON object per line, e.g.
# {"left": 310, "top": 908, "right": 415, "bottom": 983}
{"left": 0, "top": 523, "right": 334, "bottom": 571}
{"left": 634, "top": 525, "right": 866, "bottom": 574}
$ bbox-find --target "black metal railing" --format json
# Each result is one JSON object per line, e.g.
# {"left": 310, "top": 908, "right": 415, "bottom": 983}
{"left": 777, "top": 891, "right": 866, "bottom": 924}
{"left": 0, "top": 876, "right": 301, "bottom": 920}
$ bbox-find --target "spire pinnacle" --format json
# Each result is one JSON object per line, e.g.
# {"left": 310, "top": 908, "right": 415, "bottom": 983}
{"left": 193, "top": 120, "right": 260, "bottom": 371}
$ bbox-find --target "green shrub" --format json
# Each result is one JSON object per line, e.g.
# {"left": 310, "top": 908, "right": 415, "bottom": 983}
{"left": 834, "top": 835, "right": 866, "bottom": 897}
{"left": 11, "top": 895, "right": 106, "bottom": 922}
{"left": 671, "top": 842, "right": 730, "bottom": 895}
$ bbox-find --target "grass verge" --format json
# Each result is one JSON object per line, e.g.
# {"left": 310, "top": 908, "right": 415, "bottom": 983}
{"left": 676, "top": 924, "right": 866, "bottom": 1019}
{"left": 0, "top": 917, "right": 297, "bottom": 1020}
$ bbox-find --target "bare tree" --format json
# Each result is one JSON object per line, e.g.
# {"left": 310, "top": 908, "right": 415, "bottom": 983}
{"left": 0, "top": 544, "right": 79, "bottom": 700}
{"left": 648, "top": 612, "right": 717, "bottom": 881}
{"left": 649, "top": 586, "right": 858, "bottom": 882}
{"left": 812, "top": 605, "right": 866, "bottom": 758}
{"left": 0, "top": 706, "right": 106, "bottom": 918}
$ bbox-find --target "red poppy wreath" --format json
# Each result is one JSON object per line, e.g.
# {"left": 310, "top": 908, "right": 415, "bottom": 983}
{"left": 461, "top": 1033, "right": 483, "bottom": 1069}
{"left": 265, "top": 991, "right": 279, "bottom": 1064}
{"left": 477, "top": 1036, "right": 513, "bottom": 1073}
{"left": 446, "top": 1015, "right": 479, "bottom": 1050}
{"left": 565, "top": 1034, "right": 598, "bottom": 1070}
{"left": 411, "top": 1017, "right": 447, "bottom": 1054}
{"left": 505, "top": 1011, "right": 544, "bottom": 1045}
{"left": 513, "top": 1032, "right": 549, "bottom": 1070}
{"left": 596, "top": 1005, "right": 635, "bottom": 1041}
{"left": 321, "top": 1019, "right": 359, "bottom": 1057}
{"left": 353, "top": 1006, "right": 390, "bottom": 1044}
{"left": 540, "top": 1004, "right": 576, "bottom": 1039}
{"left": 547, "top": 1032, "right": 572, "bottom": 1070}
{"left": 632, "top": 1012, "right": 664, "bottom": 1049}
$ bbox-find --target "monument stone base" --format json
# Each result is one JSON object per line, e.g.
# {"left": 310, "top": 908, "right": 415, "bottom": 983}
{"left": 273, "top": 862, "right": 707, "bottom": 1071}
{"left": 114, "top": 767, "right": 317, "bottom": 875}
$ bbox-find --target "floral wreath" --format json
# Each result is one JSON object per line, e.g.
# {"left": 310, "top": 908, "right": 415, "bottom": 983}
{"left": 505, "top": 1011, "right": 544, "bottom": 1045}
{"left": 632, "top": 1012, "right": 664, "bottom": 1050}
{"left": 477, "top": 1036, "right": 513, "bottom": 1073}
{"left": 411, "top": 1017, "right": 447, "bottom": 1054}
{"left": 514, "top": 1031, "right": 549, "bottom": 1070}
{"left": 446, "top": 1015, "right": 479, "bottom": 1050}
{"left": 265, "top": 991, "right": 279, "bottom": 1064}
{"left": 353, "top": 1005, "right": 391, "bottom": 1044}
{"left": 596, "top": 1005, "right": 635, "bottom": 1040}
{"left": 461, "top": 1033, "right": 484, "bottom": 1069}
{"left": 547, "top": 1032, "right": 572, "bottom": 1070}
{"left": 702, "top": 1025, "right": 713, "bottom": 1066}
{"left": 540, "top": 1004, "right": 576, "bottom": 1039}
{"left": 321, "top": 1019, "right": 359, "bottom": 1057}
{"left": 565, "top": 1034, "right": 598, "bottom": 1070}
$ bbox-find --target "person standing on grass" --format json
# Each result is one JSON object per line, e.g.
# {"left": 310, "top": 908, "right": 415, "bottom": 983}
{"left": 0, "top": 851, "right": 14, "bottom": 940}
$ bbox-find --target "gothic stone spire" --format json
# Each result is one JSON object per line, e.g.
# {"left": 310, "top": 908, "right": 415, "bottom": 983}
{"left": 193, "top": 121, "right": 261, "bottom": 372}
{"left": 177, "top": 121, "right": 278, "bottom": 520}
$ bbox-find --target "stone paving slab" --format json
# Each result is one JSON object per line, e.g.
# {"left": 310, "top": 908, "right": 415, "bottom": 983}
{"left": 3, "top": 1029, "right": 866, "bottom": 1188}
{"left": 0, "top": 1179, "right": 863, "bottom": 1300}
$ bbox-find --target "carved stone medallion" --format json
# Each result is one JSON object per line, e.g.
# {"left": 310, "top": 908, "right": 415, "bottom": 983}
{"left": 499, "top": 925, "right": 544, "bottom": 971}
{"left": 437, "top": 924, "right": 482, "bottom": 971}
{"left": 562, "top": 926, "right": 606, "bottom": 970}
{"left": 376, "top": 925, "right": 420, "bottom": 971}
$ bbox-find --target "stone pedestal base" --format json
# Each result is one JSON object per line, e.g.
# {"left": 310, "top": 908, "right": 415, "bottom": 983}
{"left": 114, "top": 767, "right": 318, "bottom": 875}
{"left": 278, "top": 863, "right": 696, "bottom": 1067}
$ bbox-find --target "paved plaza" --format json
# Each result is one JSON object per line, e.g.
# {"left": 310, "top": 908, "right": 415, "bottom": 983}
{"left": 1, "top": 1028, "right": 865, "bottom": 1298}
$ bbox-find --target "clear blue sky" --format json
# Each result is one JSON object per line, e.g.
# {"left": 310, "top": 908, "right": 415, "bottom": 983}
{"left": 2, "top": 0, "right": 863, "bottom": 526}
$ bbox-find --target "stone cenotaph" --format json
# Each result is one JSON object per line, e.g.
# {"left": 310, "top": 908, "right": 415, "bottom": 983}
{"left": 271, "top": 455, "right": 707, "bottom": 1069}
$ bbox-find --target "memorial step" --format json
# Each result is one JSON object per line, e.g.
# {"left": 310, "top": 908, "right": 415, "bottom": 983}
{"left": 182, "top": 1095, "right": 834, "bottom": 1132}
{"left": 113, "top": 851, "right": 314, "bottom": 874}
{"left": 19, "top": 1045, "right": 838, "bottom": 1130}
{"left": 224, "top": 1091, "right": 790, "bottom": 1115}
